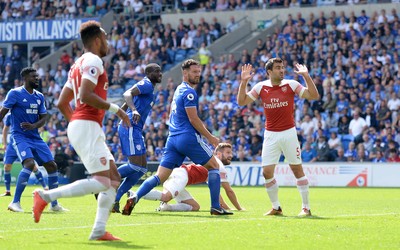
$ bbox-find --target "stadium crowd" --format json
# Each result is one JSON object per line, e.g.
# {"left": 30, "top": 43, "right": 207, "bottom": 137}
{"left": 0, "top": 1, "right": 399, "bottom": 169}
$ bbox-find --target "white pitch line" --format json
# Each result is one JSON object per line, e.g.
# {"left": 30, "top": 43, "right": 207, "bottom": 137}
{"left": 0, "top": 212, "right": 398, "bottom": 233}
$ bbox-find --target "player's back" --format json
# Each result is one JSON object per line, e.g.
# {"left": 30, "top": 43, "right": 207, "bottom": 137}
{"left": 126, "top": 77, "right": 154, "bottom": 130}
{"left": 3, "top": 86, "right": 44, "bottom": 141}
{"left": 168, "top": 82, "right": 198, "bottom": 136}
{"left": 67, "top": 52, "right": 108, "bottom": 126}
{"left": 180, "top": 163, "right": 208, "bottom": 185}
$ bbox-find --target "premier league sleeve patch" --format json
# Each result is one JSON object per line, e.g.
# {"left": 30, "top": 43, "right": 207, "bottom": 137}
{"left": 187, "top": 93, "right": 194, "bottom": 101}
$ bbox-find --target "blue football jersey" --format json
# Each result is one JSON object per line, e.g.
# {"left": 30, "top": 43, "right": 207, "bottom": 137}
{"left": 126, "top": 77, "right": 155, "bottom": 130}
{"left": 169, "top": 82, "right": 198, "bottom": 136}
{"left": 3, "top": 86, "right": 46, "bottom": 141}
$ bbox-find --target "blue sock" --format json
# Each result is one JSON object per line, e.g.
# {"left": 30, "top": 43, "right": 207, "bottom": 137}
{"left": 136, "top": 175, "right": 160, "bottom": 201}
{"left": 4, "top": 171, "right": 11, "bottom": 192}
{"left": 48, "top": 172, "right": 59, "bottom": 207}
{"left": 208, "top": 169, "right": 221, "bottom": 209}
{"left": 13, "top": 168, "right": 32, "bottom": 203}
{"left": 34, "top": 170, "right": 47, "bottom": 189}
{"left": 118, "top": 163, "right": 145, "bottom": 178}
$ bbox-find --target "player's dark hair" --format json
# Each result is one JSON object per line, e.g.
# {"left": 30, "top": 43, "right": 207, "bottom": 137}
{"left": 215, "top": 143, "right": 232, "bottom": 154}
{"left": 80, "top": 21, "right": 103, "bottom": 47}
{"left": 145, "top": 63, "right": 161, "bottom": 75}
{"left": 20, "top": 67, "right": 36, "bottom": 78}
{"left": 181, "top": 59, "right": 200, "bottom": 71}
{"left": 265, "top": 57, "right": 283, "bottom": 71}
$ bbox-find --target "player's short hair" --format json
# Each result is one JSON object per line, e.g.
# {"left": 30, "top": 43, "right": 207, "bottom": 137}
{"left": 181, "top": 59, "right": 200, "bottom": 71}
{"left": 20, "top": 67, "right": 36, "bottom": 78}
{"left": 145, "top": 63, "right": 161, "bottom": 75}
{"left": 265, "top": 57, "right": 283, "bottom": 71}
{"left": 214, "top": 143, "right": 232, "bottom": 154}
{"left": 80, "top": 20, "right": 103, "bottom": 47}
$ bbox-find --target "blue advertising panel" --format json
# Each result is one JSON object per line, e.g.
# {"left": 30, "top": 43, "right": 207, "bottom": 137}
{"left": 0, "top": 18, "right": 99, "bottom": 43}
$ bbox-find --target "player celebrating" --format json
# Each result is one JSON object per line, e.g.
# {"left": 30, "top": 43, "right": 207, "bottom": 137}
{"left": 112, "top": 63, "right": 163, "bottom": 213}
{"left": 141, "top": 143, "right": 244, "bottom": 212}
{"left": 237, "top": 58, "right": 319, "bottom": 216}
{"left": 0, "top": 67, "right": 64, "bottom": 212}
{"left": 32, "top": 21, "right": 130, "bottom": 241}
{"left": 1, "top": 113, "right": 48, "bottom": 197}
{"left": 122, "top": 59, "right": 233, "bottom": 216}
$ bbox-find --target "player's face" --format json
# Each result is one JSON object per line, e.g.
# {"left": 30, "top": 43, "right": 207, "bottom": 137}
{"left": 149, "top": 66, "right": 163, "bottom": 83}
{"left": 220, "top": 147, "right": 233, "bottom": 165}
{"left": 269, "top": 62, "right": 285, "bottom": 81}
{"left": 27, "top": 72, "right": 40, "bottom": 89}
{"left": 186, "top": 65, "right": 201, "bottom": 85}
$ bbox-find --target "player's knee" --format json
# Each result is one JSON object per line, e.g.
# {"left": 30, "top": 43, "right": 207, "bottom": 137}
{"left": 160, "top": 192, "right": 173, "bottom": 202}
{"left": 22, "top": 159, "right": 36, "bottom": 170}
{"left": 4, "top": 164, "right": 12, "bottom": 171}
{"left": 43, "top": 161, "right": 58, "bottom": 173}
{"left": 191, "top": 203, "right": 200, "bottom": 211}
{"left": 93, "top": 175, "right": 112, "bottom": 189}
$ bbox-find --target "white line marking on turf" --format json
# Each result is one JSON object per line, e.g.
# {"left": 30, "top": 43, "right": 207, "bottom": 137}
{"left": 0, "top": 212, "right": 398, "bottom": 233}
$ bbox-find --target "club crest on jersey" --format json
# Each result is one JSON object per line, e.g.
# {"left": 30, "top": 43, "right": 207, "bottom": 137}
{"left": 37, "top": 99, "right": 41, "bottom": 105}
{"left": 187, "top": 93, "right": 194, "bottom": 101}
{"left": 100, "top": 157, "right": 107, "bottom": 166}
{"left": 136, "top": 145, "right": 142, "bottom": 151}
{"left": 282, "top": 86, "right": 287, "bottom": 93}
{"left": 21, "top": 151, "right": 26, "bottom": 157}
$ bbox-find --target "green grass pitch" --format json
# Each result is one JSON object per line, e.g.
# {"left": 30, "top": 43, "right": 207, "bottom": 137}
{"left": 0, "top": 185, "right": 399, "bottom": 249}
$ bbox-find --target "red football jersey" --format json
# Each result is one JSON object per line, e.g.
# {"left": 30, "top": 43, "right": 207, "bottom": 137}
{"left": 65, "top": 52, "right": 108, "bottom": 126}
{"left": 249, "top": 79, "right": 305, "bottom": 132}
{"left": 180, "top": 163, "right": 208, "bottom": 185}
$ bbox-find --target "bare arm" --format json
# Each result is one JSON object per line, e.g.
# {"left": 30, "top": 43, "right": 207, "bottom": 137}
{"left": 0, "top": 107, "right": 9, "bottom": 123}
{"left": 123, "top": 86, "right": 141, "bottom": 124}
{"left": 237, "top": 64, "right": 256, "bottom": 106}
{"left": 294, "top": 63, "right": 320, "bottom": 100}
{"left": 186, "top": 107, "right": 219, "bottom": 147}
{"left": 80, "top": 78, "right": 131, "bottom": 127}
{"left": 221, "top": 182, "right": 244, "bottom": 210}
{"left": 57, "top": 86, "right": 74, "bottom": 122}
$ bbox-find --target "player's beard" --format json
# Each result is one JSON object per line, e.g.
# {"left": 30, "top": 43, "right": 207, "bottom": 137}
{"left": 188, "top": 75, "right": 200, "bottom": 85}
{"left": 30, "top": 80, "right": 39, "bottom": 89}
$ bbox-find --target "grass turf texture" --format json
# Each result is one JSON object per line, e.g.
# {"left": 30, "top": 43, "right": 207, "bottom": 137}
{"left": 0, "top": 186, "right": 399, "bottom": 250}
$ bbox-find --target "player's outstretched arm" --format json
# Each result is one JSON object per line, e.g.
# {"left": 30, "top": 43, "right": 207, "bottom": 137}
{"left": 294, "top": 63, "right": 320, "bottom": 100}
{"left": 57, "top": 86, "right": 74, "bottom": 121}
{"left": 221, "top": 182, "right": 244, "bottom": 211}
{"left": 237, "top": 64, "right": 255, "bottom": 106}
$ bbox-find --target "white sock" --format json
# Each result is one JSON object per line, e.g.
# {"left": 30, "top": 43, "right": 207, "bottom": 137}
{"left": 46, "top": 179, "right": 107, "bottom": 202}
{"left": 164, "top": 203, "right": 193, "bottom": 211}
{"left": 90, "top": 187, "right": 116, "bottom": 238}
{"left": 296, "top": 176, "right": 310, "bottom": 210}
{"left": 142, "top": 190, "right": 163, "bottom": 201}
{"left": 265, "top": 178, "right": 280, "bottom": 210}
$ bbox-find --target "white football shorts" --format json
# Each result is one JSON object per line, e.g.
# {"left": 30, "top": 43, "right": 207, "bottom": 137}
{"left": 163, "top": 168, "right": 193, "bottom": 202}
{"left": 261, "top": 127, "right": 302, "bottom": 166}
{"left": 68, "top": 120, "right": 115, "bottom": 174}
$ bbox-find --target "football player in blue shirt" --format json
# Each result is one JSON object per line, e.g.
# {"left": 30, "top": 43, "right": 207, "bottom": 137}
{"left": 0, "top": 67, "right": 65, "bottom": 212}
{"left": 122, "top": 59, "right": 233, "bottom": 215}
{"left": 1, "top": 113, "right": 48, "bottom": 197}
{"left": 111, "top": 63, "right": 163, "bottom": 213}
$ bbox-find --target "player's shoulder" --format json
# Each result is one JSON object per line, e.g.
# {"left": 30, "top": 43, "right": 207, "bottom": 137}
{"left": 256, "top": 79, "right": 272, "bottom": 87}
{"left": 33, "top": 89, "right": 45, "bottom": 97}
{"left": 81, "top": 52, "right": 103, "bottom": 69}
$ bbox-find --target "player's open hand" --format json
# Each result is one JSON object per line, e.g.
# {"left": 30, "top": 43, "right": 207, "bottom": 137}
{"left": 241, "top": 64, "right": 254, "bottom": 83}
{"left": 20, "top": 122, "right": 35, "bottom": 131}
{"left": 131, "top": 110, "right": 141, "bottom": 124}
{"left": 294, "top": 63, "right": 309, "bottom": 76}
{"left": 117, "top": 109, "right": 131, "bottom": 128}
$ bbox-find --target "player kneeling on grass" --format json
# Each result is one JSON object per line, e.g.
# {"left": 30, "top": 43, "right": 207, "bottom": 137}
{"left": 133, "top": 143, "right": 245, "bottom": 212}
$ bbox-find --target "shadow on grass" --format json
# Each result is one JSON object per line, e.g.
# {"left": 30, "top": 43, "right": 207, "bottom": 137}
{"left": 86, "top": 241, "right": 153, "bottom": 249}
{"left": 134, "top": 210, "right": 236, "bottom": 219}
